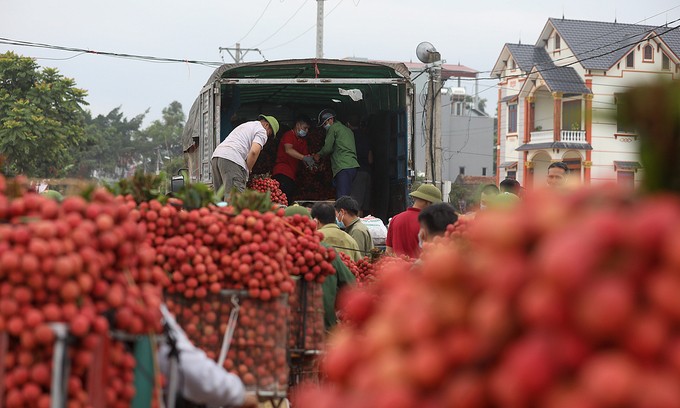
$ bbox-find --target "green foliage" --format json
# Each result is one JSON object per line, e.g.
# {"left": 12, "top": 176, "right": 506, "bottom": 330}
{"left": 0, "top": 52, "right": 88, "bottom": 177}
{"left": 105, "top": 169, "right": 166, "bottom": 204}
{"left": 618, "top": 81, "right": 680, "bottom": 194}
{"left": 74, "top": 108, "right": 145, "bottom": 180}
{"left": 133, "top": 101, "right": 186, "bottom": 175}
{"left": 171, "top": 178, "right": 224, "bottom": 210}
{"left": 229, "top": 189, "right": 274, "bottom": 214}
{"left": 75, "top": 101, "right": 186, "bottom": 181}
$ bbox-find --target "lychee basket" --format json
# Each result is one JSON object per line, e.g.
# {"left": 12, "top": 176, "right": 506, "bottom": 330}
{"left": 288, "top": 279, "right": 325, "bottom": 355}
{"left": 0, "top": 325, "right": 162, "bottom": 408}
{"left": 165, "top": 290, "right": 289, "bottom": 396}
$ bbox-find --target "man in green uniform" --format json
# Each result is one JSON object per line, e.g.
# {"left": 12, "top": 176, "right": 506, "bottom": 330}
{"left": 311, "top": 202, "right": 362, "bottom": 262}
{"left": 313, "top": 109, "right": 360, "bottom": 198}
{"left": 334, "top": 196, "right": 373, "bottom": 257}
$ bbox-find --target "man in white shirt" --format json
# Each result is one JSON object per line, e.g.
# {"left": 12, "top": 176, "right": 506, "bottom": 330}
{"left": 211, "top": 115, "right": 279, "bottom": 200}
{"left": 158, "top": 305, "right": 258, "bottom": 407}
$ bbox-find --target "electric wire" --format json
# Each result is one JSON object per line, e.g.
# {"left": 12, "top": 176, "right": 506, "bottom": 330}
{"left": 236, "top": 0, "right": 275, "bottom": 44}
{"left": 261, "top": 0, "right": 345, "bottom": 51}
{"left": 252, "top": 0, "right": 309, "bottom": 48}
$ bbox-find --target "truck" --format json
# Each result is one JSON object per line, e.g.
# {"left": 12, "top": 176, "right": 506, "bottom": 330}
{"left": 181, "top": 58, "right": 415, "bottom": 222}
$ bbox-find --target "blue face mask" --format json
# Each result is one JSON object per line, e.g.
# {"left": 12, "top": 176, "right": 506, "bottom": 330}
{"left": 323, "top": 123, "right": 331, "bottom": 131}
{"left": 297, "top": 129, "right": 307, "bottom": 138}
{"left": 336, "top": 217, "right": 345, "bottom": 228}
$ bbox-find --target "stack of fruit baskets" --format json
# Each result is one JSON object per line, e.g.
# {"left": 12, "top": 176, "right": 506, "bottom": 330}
{"left": 0, "top": 177, "right": 165, "bottom": 408}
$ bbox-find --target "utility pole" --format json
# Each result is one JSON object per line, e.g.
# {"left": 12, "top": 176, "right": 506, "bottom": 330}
{"left": 424, "top": 64, "right": 443, "bottom": 192}
{"left": 316, "top": 0, "right": 325, "bottom": 58}
{"left": 218, "top": 43, "right": 266, "bottom": 63}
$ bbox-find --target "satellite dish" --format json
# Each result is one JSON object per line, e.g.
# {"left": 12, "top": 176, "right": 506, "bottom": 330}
{"left": 416, "top": 42, "right": 440, "bottom": 64}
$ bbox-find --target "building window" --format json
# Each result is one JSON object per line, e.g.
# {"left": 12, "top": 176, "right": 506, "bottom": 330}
{"left": 562, "top": 100, "right": 582, "bottom": 131}
{"left": 507, "top": 103, "right": 518, "bottom": 133}
{"left": 510, "top": 59, "right": 516, "bottom": 70}
{"left": 507, "top": 170, "right": 517, "bottom": 180}
{"left": 615, "top": 94, "right": 636, "bottom": 133}
{"left": 459, "top": 166, "right": 466, "bottom": 175}
{"left": 617, "top": 171, "right": 635, "bottom": 190}
{"left": 643, "top": 44, "right": 653, "bottom": 61}
{"left": 555, "top": 33, "right": 561, "bottom": 50}
{"left": 663, "top": 53, "right": 671, "bottom": 70}
{"left": 626, "top": 51, "right": 635, "bottom": 68}
{"left": 482, "top": 167, "right": 487, "bottom": 176}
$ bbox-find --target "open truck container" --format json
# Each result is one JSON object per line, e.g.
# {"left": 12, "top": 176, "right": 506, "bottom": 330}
{"left": 182, "top": 59, "right": 415, "bottom": 222}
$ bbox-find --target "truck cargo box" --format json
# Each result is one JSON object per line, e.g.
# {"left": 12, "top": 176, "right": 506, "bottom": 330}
{"left": 182, "top": 59, "right": 415, "bottom": 222}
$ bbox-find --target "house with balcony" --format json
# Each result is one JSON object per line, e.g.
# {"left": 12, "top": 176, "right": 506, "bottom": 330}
{"left": 492, "top": 18, "right": 680, "bottom": 188}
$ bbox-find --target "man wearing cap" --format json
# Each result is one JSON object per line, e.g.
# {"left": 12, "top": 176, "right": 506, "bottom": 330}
{"left": 211, "top": 114, "right": 279, "bottom": 200}
{"left": 385, "top": 183, "right": 442, "bottom": 258}
{"left": 312, "top": 109, "right": 360, "bottom": 198}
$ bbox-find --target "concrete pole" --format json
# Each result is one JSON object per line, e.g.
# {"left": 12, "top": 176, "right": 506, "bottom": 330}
{"left": 316, "top": 0, "right": 325, "bottom": 58}
{"left": 433, "top": 66, "right": 443, "bottom": 191}
{"left": 425, "top": 74, "right": 434, "bottom": 185}
{"left": 424, "top": 66, "right": 443, "bottom": 191}
{"left": 235, "top": 43, "right": 241, "bottom": 63}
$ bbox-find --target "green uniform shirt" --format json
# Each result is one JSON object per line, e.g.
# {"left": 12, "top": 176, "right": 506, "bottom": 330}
{"left": 319, "top": 224, "right": 362, "bottom": 262}
{"left": 317, "top": 122, "right": 360, "bottom": 176}
{"left": 320, "top": 243, "right": 356, "bottom": 330}
{"left": 345, "top": 218, "right": 374, "bottom": 257}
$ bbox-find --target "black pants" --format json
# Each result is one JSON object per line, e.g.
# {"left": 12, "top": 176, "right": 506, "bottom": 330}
{"left": 273, "top": 173, "right": 296, "bottom": 202}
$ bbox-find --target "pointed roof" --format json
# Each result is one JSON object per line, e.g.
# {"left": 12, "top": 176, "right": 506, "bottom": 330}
{"left": 505, "top": 43, "right": 539, "bottom": 72}
{"left": 545, "top": 18, "right": 680, "bottom": 70}
{"left": 498, "top": 43, "right": 591, "bottom": 94}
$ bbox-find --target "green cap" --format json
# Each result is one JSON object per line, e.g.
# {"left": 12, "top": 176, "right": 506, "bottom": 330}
{"left": 259, "top": 114, "right": 279, "bottom": 136}
{"left": 492, "top": 192, "right": 520, "bottom": 208}
{"left": 409, "top": 184, "right": 442, "bottom": 204}
{"left": 284, "top": 204, "right": 312, "bottom": 218}
{"left": 41, "top": 190, "right": 64, "bottom": 202}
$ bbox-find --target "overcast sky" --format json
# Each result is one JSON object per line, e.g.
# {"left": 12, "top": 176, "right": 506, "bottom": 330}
{"left": 3, "top": 0, "right": 678, "bottom": 122}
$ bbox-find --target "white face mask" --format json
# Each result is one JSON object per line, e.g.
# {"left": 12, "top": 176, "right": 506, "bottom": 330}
{"left": 297, "top": 129, "right": 308, "bottom": 137}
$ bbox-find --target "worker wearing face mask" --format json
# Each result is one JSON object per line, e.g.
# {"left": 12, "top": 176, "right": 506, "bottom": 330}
{"left": 272, "top": 115, "right": 316, "bottom": 201}
{"left": 312, "top": 109, "right": 360, "bottom": 198}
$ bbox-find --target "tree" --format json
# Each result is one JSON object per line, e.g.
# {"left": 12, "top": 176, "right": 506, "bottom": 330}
{"left": 135, "top": 101, "right": 186, "bottom": 175}
{"left": 0, "top": 52, "right": 88, "bottom": 177}
{"left": 73, "top": 108, "right": 145, "bottom": 180}
{"left": 464, "top": 95, "right": 488, "bottom": 114}
{"left": 75, "top": 101, "right": 186, "bottom": 181}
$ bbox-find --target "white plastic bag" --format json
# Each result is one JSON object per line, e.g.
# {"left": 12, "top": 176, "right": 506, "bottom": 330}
{"left": 360, "top": 215, "right": 388, "bottom": 246}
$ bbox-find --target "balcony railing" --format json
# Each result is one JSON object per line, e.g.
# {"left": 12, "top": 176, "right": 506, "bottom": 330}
{"left": 561, "top": 130, "right": 586, "bottom": 142}
{"left": 529, "top": 129, "right": 586, "bottom": 143}
{"left": 530, "top": 130, "right": 553, "bottom": 143}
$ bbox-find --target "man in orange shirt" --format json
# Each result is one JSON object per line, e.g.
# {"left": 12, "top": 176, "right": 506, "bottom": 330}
{"left": 272, "top": 115, "right": 316, "bottom": 201}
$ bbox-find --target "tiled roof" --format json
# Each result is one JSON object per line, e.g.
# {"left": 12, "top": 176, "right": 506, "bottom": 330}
{"left": 499, "top": 161, "right": 518, "bottom": 169}
{"left": 549, "top": 18, "right": 680, "bottom": 70}
{"left": 657, "top": 26, "right": 680, "bottom": 57}
{"left": 506, "top": 44, "right": 591, "bottom": 94}
{"left": 506, "top": 44, "right": 537, "bottom": 72}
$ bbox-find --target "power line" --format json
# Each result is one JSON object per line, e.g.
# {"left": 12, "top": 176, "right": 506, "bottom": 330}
{"left": 0, "top": 37, "right": 223, "bottom": 67}
{"left": 474, "top": 18, "right": 680, "bottom": 82}
{"left": 471, "top": 4, "right": 680, "bottom": 76}
{"left": 253, "top": 0, "right": 309, "bottom": 48}
{"left": 262, "top": 0, "right": 344, "bottom": 51}
{"left": 236, "top": 0, "right": 275, "bottom": 44}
